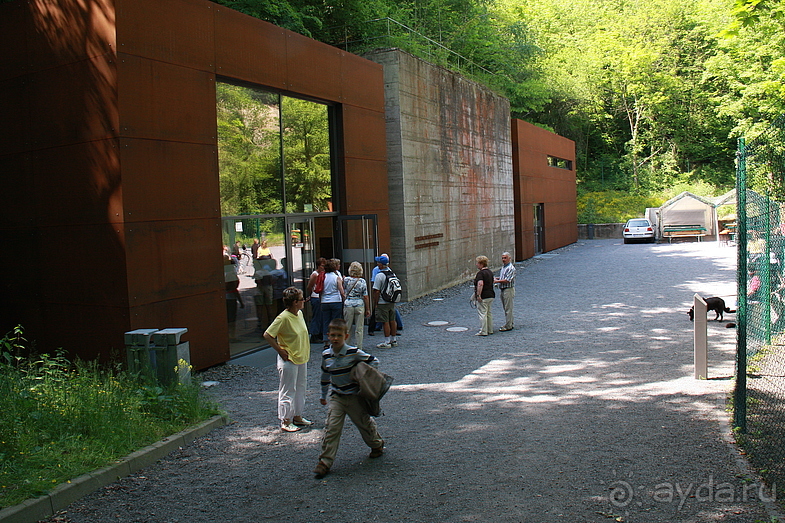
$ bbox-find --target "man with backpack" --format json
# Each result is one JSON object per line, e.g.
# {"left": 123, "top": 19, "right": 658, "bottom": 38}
{"left": 371, "top": 255, "right": 401, "bottom": 349}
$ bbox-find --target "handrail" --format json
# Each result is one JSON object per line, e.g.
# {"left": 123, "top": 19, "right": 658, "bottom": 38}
{"left": 328, "top": 17, "right": 497, "bottom": 78}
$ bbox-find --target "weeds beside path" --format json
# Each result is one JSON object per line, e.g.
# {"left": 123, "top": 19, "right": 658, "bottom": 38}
{"left": 0, "top": 339, "right": 222, "bottom": 510}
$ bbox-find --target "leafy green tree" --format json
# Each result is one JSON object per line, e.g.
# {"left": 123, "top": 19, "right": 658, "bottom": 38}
{"left": 281, "top": 98, "right": 333, "bottom": 212}
{"left": 216, "top": 84, "right": 283, "bottom": 216}
{"left": 210, "top": 0, "right": 322, "bottom": 36}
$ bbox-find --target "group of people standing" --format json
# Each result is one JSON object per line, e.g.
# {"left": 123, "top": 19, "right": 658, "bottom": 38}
{"left": 258, "top": 250, "right": 515, "bottom": 478}
{"left": 473, "top": 252, "right": 516, "bottom": 336}
{"left": 306, "top": 255, "right": 402, "bottom": 350}
{"left": 261, "top": 253, "right": 402, "bottom": 478}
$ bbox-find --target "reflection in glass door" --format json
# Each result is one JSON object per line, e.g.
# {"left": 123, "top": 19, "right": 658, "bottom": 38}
{"left": 337, "top": 215, "right": 378, "bottom": 284}
{"left": 222, "top": 216, "right": 288, "bottom": 357}
{"left": 286, "top": 218, "right": 316, "bottom": 299}
{"left": 533, "top": 204, "right": 545, "bottom": 255}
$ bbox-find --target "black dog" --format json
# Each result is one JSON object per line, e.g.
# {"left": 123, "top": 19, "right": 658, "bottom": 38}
{"left": 688, "top": 297, "right": 735, "bottom": 322}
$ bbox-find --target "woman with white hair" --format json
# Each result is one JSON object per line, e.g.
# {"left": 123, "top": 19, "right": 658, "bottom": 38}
{"left": 343, "top": 261, "right": 370, "bottom": 348}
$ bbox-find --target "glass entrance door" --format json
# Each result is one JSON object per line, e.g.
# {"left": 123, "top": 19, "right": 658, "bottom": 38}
{"left": 533, "top": 204, "right": 545, "bottom": 254}
{"left": 285, "top": 217, "right": 316, "bottom": 299}
{"left": 337, "top": 215, "right": 378, "bottom": 281}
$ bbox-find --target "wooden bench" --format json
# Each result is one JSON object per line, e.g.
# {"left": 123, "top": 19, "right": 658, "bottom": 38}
{"left": 662, "top": 225, "right": 707, "bottom": 243}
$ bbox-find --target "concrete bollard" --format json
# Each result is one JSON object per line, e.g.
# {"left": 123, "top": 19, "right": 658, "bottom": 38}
{"left": 125, "top": 328, "right": 190, "bottom": 385}
{"left": 693, "top": 294, "right": 708, "bottom": 379}
{"left": 124, "top": 329, "right": 159, "bottom": 381}
{"left": 151, "top": 328, "right": 191, "bottom": 385}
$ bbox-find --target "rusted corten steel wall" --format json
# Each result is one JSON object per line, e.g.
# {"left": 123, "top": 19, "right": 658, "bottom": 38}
{"left": 0, "top": 0, "right": 388, "bottom": 370}
{"left": 365, "top": 49, "right": 515, "bottom": 300}
{"left": 511, "top": 119, "right": 577, "bottom": 261}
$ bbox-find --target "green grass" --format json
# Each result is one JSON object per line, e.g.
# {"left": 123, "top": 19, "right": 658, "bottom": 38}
{"left": 0, "top": 326, "right": 224, "bottom": 509}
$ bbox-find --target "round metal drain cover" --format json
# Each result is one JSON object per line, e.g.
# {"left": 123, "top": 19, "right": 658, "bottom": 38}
{"left": 446, "top": 326, "right": 468, "bottom": 332}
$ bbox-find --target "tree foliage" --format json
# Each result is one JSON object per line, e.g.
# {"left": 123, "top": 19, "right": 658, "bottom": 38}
{"left": 217, "top": 84, "right": 333, "bottom": 217}
{"left": 211, "top": 0, "right": 785, "bottom": 196}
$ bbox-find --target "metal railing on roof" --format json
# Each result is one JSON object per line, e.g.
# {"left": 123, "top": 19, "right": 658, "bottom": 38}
{"left": 328, "top": 17, "right": 497, "bottom": 78}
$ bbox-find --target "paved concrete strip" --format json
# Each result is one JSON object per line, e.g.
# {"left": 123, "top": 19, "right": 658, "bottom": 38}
{"left": 0, "top": 415, "right": 229, "bottom": 523}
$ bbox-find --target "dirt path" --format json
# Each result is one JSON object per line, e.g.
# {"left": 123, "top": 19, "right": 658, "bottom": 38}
{"left": 53, "top": 239, "right": 777, "bottom": 522}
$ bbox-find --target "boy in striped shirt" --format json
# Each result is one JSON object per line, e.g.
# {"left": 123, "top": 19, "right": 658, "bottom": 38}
{"left": 314, "top": 318, "right": 385, "bottom": 478}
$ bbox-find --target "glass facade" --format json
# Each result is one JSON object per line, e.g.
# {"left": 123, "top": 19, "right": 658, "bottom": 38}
{"left": 216, "top": 83, "right": 333, "bottom": 218}
{"left": 217, "top": 81, "right": 336, "bottom": 355}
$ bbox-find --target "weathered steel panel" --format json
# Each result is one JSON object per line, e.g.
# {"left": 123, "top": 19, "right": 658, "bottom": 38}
{"left": 0, "top": 1, "right": 29, "bottom": 81}
{"left": 284, "top": 34, "right": 342, "bottom": 101}
{"left": 36, "top": 223, "right": 128, "bottom": 307}
{"left": 124, "top": 218, "right": 222, "bottom": 305}
{"left": 120, "top": 138, "right": 219, "bottom": 222}
{"left": 117, "top": 0, "right": 213, "bottom": 71}
{"left": 341, "top": 54, "right": 385, "bottom": 112}
{"left": 31, "top": 139, "right": 122, "bottom": 226}
{"left": 512, "top": 118, "right": 577, "bottom": 256}
{"left": 0, "top": 153, "right": 33, "bottom": 228}
{"left": 342, "top": 106, "right": 387, "bottom": 161}
{"left": 1, "top": 0, "right": 390, "bottom": 370}
{"left": 344, "top": 158, "right": 389, "bottom": 212}
{"left": 37, "top": 303, "right": 130, "bottom": 361}
{"left": 213, "top": 6, "right": 287, "bottom": 90}
{"left": 25, "top": 0, "right": 117, "bottom": 76}
{"left": 117, "top": 53, "right": 215, "bottom": 143}
{"left": 0, "top": 77, "right": 31, "bottom": 155}
{"left": 27, "top": 54, "right": 119, "bottom": 150}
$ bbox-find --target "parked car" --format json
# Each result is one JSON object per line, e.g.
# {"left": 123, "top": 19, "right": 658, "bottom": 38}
{"left": 623, "top": 218, "right": 655, "bottom": 244}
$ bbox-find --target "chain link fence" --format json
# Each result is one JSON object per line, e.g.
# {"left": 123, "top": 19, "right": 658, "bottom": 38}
{"left": 735, "top": 114, "right": 785, "bottom": 499}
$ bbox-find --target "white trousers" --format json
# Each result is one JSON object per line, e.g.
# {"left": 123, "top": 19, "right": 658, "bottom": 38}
{"left": 277, "top": 356, "right": 307, "bottom": 422}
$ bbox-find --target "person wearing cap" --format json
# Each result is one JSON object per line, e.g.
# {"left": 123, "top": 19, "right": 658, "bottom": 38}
{"left": 372, "top": 255, "right": 399, "bottom": 348}
{"left": 369, "top": 254, "right": 404, "bottom": 336}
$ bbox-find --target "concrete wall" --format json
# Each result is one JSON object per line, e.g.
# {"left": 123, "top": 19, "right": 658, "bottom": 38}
{"left": 577, "top": 223, "right": 624, "bottom": 240}
{"left": 365, "top": 49, "right": 514, "bottom": 299}
{"left": 0, "top": 0, "right": 387, "bottom": 369}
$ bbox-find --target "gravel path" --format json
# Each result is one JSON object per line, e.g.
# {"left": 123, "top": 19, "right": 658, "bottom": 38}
{"left": 50, "top": 239, "right": 778, "bottom": 522}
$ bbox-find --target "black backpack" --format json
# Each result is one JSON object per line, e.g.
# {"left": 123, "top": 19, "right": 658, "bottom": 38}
{"left": 379, "top": 269, "right": 402, "bottom": 303}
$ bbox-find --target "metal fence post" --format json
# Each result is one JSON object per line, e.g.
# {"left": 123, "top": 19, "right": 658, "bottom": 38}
{"left": 734, "top": 137, "right": 747, "bottom": 432}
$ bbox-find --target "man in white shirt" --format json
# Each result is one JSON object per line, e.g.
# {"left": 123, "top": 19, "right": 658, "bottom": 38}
{"left": 495, "top": 252, "right": 516, "bottom": 331}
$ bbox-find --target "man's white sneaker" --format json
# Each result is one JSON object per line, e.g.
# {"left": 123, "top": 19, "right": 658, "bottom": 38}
{"left": 376, "top": 342, "right": 392, "bottom": 349}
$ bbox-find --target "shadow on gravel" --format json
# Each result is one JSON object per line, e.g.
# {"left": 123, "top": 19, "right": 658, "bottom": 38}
{"left": 51, "top": 240, "right": 775, "bottom": 523}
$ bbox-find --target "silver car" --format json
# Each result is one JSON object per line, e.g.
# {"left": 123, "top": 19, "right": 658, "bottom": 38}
{"left": 623, "top": 218, "right": 655, "bottom": 244}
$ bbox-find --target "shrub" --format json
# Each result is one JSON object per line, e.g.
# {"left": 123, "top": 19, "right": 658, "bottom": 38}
{"left": 578, "top": 191, "right": 665, "bottom": 224}
{"left": 0, "top": 326, "right": 222, "bottom": 508}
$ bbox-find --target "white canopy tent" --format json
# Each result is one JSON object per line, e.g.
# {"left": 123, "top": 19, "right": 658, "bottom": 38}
{"left": 657, "top": 192, "right": 718, "bottom": 239}
{"left": 654, "top": 190, "right": 740, "bottom": 242}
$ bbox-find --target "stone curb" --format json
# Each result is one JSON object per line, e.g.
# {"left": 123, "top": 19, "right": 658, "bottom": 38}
{"left": 0, "top": 414, "right": 229, "bottom": 523}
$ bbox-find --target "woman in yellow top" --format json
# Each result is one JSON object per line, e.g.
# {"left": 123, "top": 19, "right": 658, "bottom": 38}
{"left": 257, "top": 239, "right": 272, "bottom": 259}
{"left": 263, "top": 287, "right": 312, "bottom": 432}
